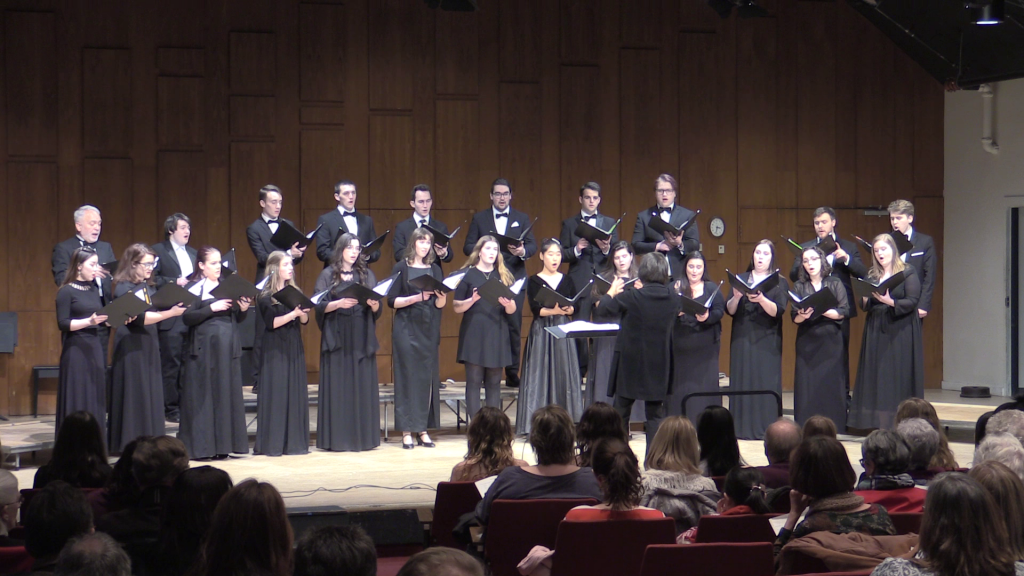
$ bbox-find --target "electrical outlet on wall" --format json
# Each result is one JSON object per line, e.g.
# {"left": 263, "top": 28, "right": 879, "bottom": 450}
{"left": 718, "top": 245, "right": 725, "bottom": 254}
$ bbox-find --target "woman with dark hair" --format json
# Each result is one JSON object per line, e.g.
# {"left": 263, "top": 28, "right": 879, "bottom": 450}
{"left": 568, "top": 438, "right": 662, "bottom": 518}
{"left": 792, "top": 245, "right": 849, "bottom": 430}
{"left": 726, "top": 240, "right": 789, "bottom": 439}
{"left": 697, "top": 406, "right": 744, "bottom": 477}
{"left": 871, "top": 473, "right": 1024, "bottom": 576}
{"left": 314, "top": 233, "right": 382, "bottom": 452}
{"left": 180, "top": 246, "right": 252, "bottom": 460}
{"left": 680, "top": 467, "right": 776, "bottom": 543}
{"left": 970, "top": 461, "right": 1024, "bottom": 562}
{"left": 55, "top": 247, "right": 109, "bottom": 438}
{"left": 86, "top": 436, "right": 148, "bottom": 521}
{"left": 518, "top": 238, "right": 583, "bottom": 435}
{"left": 187, "top": 479, "right": 292, "bottom": 576}
{"left": 450, "top": 406, "right": 527, "bottom": 482}
{"left": 895, "top": 398, "right": 959, "bottom": 469}
{"left": 575, "top": 402, "right": 627, "bottom": 467}
{"left": 109, "top": 244, "right": 186, "bottom": 453}
{"left": 803, "top": 415, "right": 838, "bottom": 439}
{"left": 669, "top": 251, "right": 726, "bottom": 421}
{"left": 154, "top": 466, "right": 234, "bottom": 576}
{"left": 389, "top": 227, "right": 446, "bottom": 450}
{"left": 33, "top": 410, "right": 112, "bottom": 489}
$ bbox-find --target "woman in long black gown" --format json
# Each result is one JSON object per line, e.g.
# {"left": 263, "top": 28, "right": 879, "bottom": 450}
{"left": 517, "top": 238, "right": 583, "bottom": 435}
{"left": 849, "top": 234, "right": 924, "bottom": 430}
{"left": 668, "top": 251, "right": 726, "bottom": 422}
{"left": 254, "top": 251, "right": 310, "bottom": 456}
{"left": 388, "top": 227, "right": 446, "bottom": 450}
{"left": 453, "top": 236, "right": 517, "bottom": 420}
{"left": 109, "top": 244, "right": 186, "bottom": 453}
{"left": 314, "top": 233, "right": 382, "bottom": 452}
{"left": 726, "top": 239, "right": 789, "bottom": 440}
{"left": 55, "top": 248, "right": 109, "bottom": 438}
{"left": 792, "top": 246, "right": 849, "bottom": 430}
{"left": 180, "top": 246, "right": 252, "bottom": 460}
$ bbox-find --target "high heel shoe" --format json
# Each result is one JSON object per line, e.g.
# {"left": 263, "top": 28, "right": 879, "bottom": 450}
{"left": 402, "top": 434, "right": 415, "bottom": 450}
{"left": 417, "top": 432, "right": 436, "bottom": 448}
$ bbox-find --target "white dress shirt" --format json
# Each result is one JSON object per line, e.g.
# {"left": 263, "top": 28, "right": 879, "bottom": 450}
{"left": 263, "top": 213, "right": 279, "bottom": 234}
{"left": 339, "top": 206, "right": 359, "bottom": 236}
{"left": 170, "top": 239, "right": 193, "bottom": 279}
{"left": 493, "top": 207, "right": 510, "bottom": 236}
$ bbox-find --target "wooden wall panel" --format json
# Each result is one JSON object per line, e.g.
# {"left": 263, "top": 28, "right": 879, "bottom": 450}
{"left": 560, "top": 66, "right": 602, "bottom": 218}
{"left": 436, "top": 11, "right": 479, "bottom": 96}
{"left": 229, "top": 32, "right": 276, "bottom": 95}
{"left": 737, "top": 20, "right": 778, "bottom": 209}
{"left": 679, "top": 0, "right": 718, "bottom": 32}
{"left": 300, "top": 130, "right": 345, "bottom": 211}
{"left": 499, "top": 0, "right": 541, "bottom": 83}
{"left": 619, "top": 49, "right": 661, "bottom": 226}
{"left": 157, "top": 152, "right": 208, "bottom": 243}
{"left": 5, "top": 12, "right": 57, "bottom": 157}
{"left": 299, "top": 3, "right": 345, "bottom": 102}
{"left": 230, "top": 96, "right": 275, "bottom": 138}
{"left": 561, "top": 0, "right": 600, "bottom": 63}
{"left": 8, "top": 163, "right": 58, "bottom": 309}
{"left": 498, "top": 83, "right": 542, "bottom": 202}
{"left": 795, "top": 2, "right": 836, "bottom": 210}
{"left": 83, "top": 49, "right": 132, "bottom": 156}
{"left": 157, "top": 47, "right": 205, "bottom": 77}
{"left": 8, "top": 312, "right": 62, "bottom": 415}
{"left": 369, "top": 115, "right": 415, "bottom": 210}
{"left": 913, "top": 67, "right": 944, "bottom": 194}
{"left": 230, "top": 142, "right": 276, "bottom": 281}
{"left": 914, "top": 196, "right": 943, "bottom": 390}
{"left": 368, "top": 0, "right": 416, "bottom": 111}
{"left": 621, "top": 0, "right": 661, "bottom": 47}
{"left": 158, "top": 77, "right": 205, "bottom": 148}
{"left": 855, "top": 23, "right": 896, "bottom": 207}
{"left": 435, "top": 100, "right": 480, "bottom": 210}
{"left": 83, "top": 159, "right": 134, "bottom": 256}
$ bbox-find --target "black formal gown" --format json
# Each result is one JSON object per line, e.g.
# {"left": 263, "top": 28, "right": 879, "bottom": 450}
{"left": 108, "top": 282, "right": 165, "bottom": 453}
{"left": 586, "top": 277, "right": 644, "bottom": 421}
{"left": 516, "top": 275, "right": 584, "bottom": 434}
{"left": 314, "top": 268, "right": 382, "bottom": 452}
{"left": 254, "top": 297, "right": 310, "bottom": 456}
{"left": 727, "top": 273, "right": 789, "bottom": 440}
{"left": 180, "top": 290, "right": 249, "bottom": 459}
{"left": 668, "top": 281, "right": 726, "bottom": 422}
{"left": 55, "top": 282, "right": 107, "bottom": 439}
{"left": 791, "top": 277, "right": 850, "bottom": 431}
{"left": 388, "top": 261, "right": 443, "bottom": 433}
{"left": 455, "top": 267, "right": 513, "bottom": 369}
{"left": 849, "top": 265, "right": 925, "bottom": 430}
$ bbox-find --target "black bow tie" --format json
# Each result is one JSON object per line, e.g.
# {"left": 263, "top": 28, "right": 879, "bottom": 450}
{"left": 495, "top": 213, "right": 509, "bottom": 219}
{"left": 267, "top": 219, "right": 278, "bottom": 224}
{"left": 342, "top": 211, "right": 355, "bottom": 216}
{"left": 417, "top": 219, "right": 428, "bottom": 227}
{"left": 658, "top": 207, "right": 672, "bottom": 214}
{"left": 79, "top": 240, "right": 95, "bottom": 248}
{"left": 583, "top": 215, "right": 596, "bottom": 223}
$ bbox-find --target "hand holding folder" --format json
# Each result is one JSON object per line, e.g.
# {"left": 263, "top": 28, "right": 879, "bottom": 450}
{"left": 536, "top": 280, "right": 594, "bottom": 310}
{"left": 679, "top": 281, "right": 722, "bottom": 316}
{"left": 423, "top": 223, "right": 463, "bottom": 248}
{"left": 494, "top": 218, "right": 538, "bottom": 252}
{"left": 574, "top": 214, "right": 624, "bottom": 243}
{"left": 271, "top": 222, "right": 322, "bottom": 251}
{"left": 648, "top": 209, "right": 701, "bottom": 237}
{"left": 726, "top": 269, "right": 780, "bottom": 295}
{"left": 333, "top": 271, "right": 401, "bottom": 305}
{"left": 409, "top": 269, "right": 467, "bottom": 294}
{"left": 788, "top": 286, "right": 838, "bottom": 320}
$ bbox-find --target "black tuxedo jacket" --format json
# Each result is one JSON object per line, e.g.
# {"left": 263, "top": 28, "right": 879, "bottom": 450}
{"left": 631, "top": 205, "right": 700, "bottom": 278}
{"left": 903, "top": 230, "right": 937, "bottom": 312}
{"left": 314, "top": 208, "right": 380, "bottom": 266}
{"left": 150, "top": 240, "right": 198, "bottom": 332}
{"left": 559, "top": 213, "right": 619, "bottom": 292}
{"left": 462, "top": 207, "right": 537, "bottom": 279}
{"left": 51, "top": 236, "right": 115, "bottom": 298}
{"left": 392, "top": 215, "right": 454, "bottom": 264}
{"left": 246, "top": 217, "right": 305, "bottom": 282}
{"left": 788, "top": 235, "right": 867, "bottom": 318}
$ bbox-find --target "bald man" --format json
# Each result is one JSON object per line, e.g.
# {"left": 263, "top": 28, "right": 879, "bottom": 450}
{"left": 758, "top": 418, "right": 803, "bottom": 489}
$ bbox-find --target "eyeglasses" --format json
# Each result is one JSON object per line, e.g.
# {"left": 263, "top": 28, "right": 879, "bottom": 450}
{"left": 491, "top": 191, "right": 512, "bottom": 198}
{"left": 136, "top": 257, "right": 160, "bottom": 269}
{"left": 656, "top": 189, "right": 675, "bottom": 195}
{"left": 0, "top": 495, "right": 23, "bottom": 507}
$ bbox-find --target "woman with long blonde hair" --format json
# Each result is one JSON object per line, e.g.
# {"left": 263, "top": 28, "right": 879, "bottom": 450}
{"left": 639, "top": 416, "right": 717, "bottom": 532}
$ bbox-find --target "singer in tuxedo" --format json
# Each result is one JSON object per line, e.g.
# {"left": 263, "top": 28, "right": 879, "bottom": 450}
{"left": 631, "top": 174, "right": 700, "bottom": 279}
{"left": 462, "top": 178, "right": 537, "bottom": 388}
{"left": 392, "top": 184, "right": 454, "bottom": 265}
{"left": 888, "top": 199, "right": 937, "bottom": 321}
{"left": 150, "top": 213, "right": 198, "bottom": 423}
{"left": 246, "top": 185, "right": 306, "bottom": 283}
{"left": 315, "top": 180, "right": 380, "bottom": 266}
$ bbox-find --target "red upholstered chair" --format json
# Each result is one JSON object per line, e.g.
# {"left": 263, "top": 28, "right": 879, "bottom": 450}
{"left": 856, "top": 488, "right": 926, "bottom": 513}
{"left": 693, "top": 513, "right": 780, "bottom": 543}
{"left": 430, "top": 481, "right": 482, "bottom": 549}
{"left": 889, "top": 512, "right": 923, "bottom": 535}
{"left": 639, "top": 542, "right": 775, "bottom": 576}
{"left": 0, "top": 546, "right": 34, "bottom": 576}
{"left": 484, "top": 499, "right": 599, "bottom": 576}
{"left": 792, "top": 572, "right": 872, "bottom": 576}
{"left": 548, "top": 517, "right": 676, "bottom": 576}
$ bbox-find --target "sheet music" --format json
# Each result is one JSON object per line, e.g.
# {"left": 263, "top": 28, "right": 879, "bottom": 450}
{"left": 510, "top": 277, "right": 526, "bottom": 295}
{"left": 255, "top": 277, "right": 269, "bottom": 290}
{"left": 558, "top": 321, "right": 619, "bottom": 333}
{"left": 187, "top": 279, "right": 205, "bottom": 296}
{"left": 443, "top": 271, "right": 466, "bottom": 290}
{"left": 373, "top": 277, "right": 395, "bottom": 296}
{"left": 311, "top": 289, "right": 330, "bottom": 305}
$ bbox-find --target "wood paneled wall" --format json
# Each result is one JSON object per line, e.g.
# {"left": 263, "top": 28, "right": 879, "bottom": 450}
{"left": 0, "top": 0, "right": 943, "bottom": 416}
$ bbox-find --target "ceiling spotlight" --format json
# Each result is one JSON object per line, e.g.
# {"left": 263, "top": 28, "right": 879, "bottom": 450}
{"left": 707, "top": 0, "right": 769, "bottom": 19}
{"left": 967, "top": 0, "right": 1004, "bottom": 24}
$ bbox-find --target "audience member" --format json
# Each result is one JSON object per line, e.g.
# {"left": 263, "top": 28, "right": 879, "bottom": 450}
{"left": 896, "top": 418, "right": 942, "bottom": 484}
{"left": 802, "top": 415, "right": 838, "bottom": 439}
{"left": 33, "top": 411, "right": 112, "bottom": 489}
{"left": 153, "top": 466, "right": 233, "bottom": 576}
{"left": 679, "top": 466, "right": 775, "bottom": 543}
{"left": 969, "top": 461, "right": 1024, "bottom": 562}
{"left": 988, "top": 409, "right": 1024, "bottom": 446}
{"left": 293, "top": 525, "right": 376, "bottom": 576}
{"left": 978, "top": 411, "right": 996, "bottom": 445}
{"left": 855, "top": 430, "right": 924, "bottom": 513}
{"left": 396, "top": 548, "right": 484, "bottom": 576}
{"left": 86, "top": 437, "right": 147, "bottom": 522}
{"left": 450, "top": 406, "right": 527, "bottom": 483}
{"left": 574, "top": 402, "right": 627, "bottom": 468}
{"left": 0, "top": 469, "right": 22, "bottom": 547}
{"left": 23, "top": 481, "right": 95, "bottom": 575}
{"left": 759, "top": 418, "right": 802, "bottom": 488}
{"left": 974, "top": 433, "right": 1024, "bottom": 483}
{"left": 640, "top": 416, "right": 717, "bottom": 533}
{"left": 895, "top": 398, "right": 959, "bottom": 469}
{"left": 696, "top": 406, "right": 744, "bottom": 477}
{"left": 566, "top": 438, "right": 663, "bottom": 519}
{"left": 55, "top": 532, "right": 131, "bottom": 576}
{"left": 871, "top": 473, "right": 1024, "bottom": 576}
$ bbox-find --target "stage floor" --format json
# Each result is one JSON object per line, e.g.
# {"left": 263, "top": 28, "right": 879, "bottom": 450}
{"left": 0, "top": 388, "right": 1003, "bottom": 512}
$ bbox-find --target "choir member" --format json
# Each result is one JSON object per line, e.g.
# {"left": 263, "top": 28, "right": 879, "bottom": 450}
{"left": 668, "top": 251, "right": 726, "bottom": 422}
{"left": 54, "top": 248, "right": 109, "bottom": 438}
{"left": 151, "top": 213, "right": 197, "bottom": 423}
{"left": 516, "top": 239, "right": 583, "bottom": 435}
{"left": 791, "top": 246, "right": 850, "bottom": 430}
{"left": 462, "top": 178, "right": 537, "bottom": 388}
{"left": 726, "top": 240, "right": 789, "bottom": 440}
{"left": 314, "top": 180, "right": 380, "bottom": 266}
{"left": 388, "top": 227, "right": 446, "bottom": 450}
{"left": 180, "top": 247, "right": 251, "bottom": 460}
{"left": 631, "top": 174, "right": 700, "bottom": 280}
{"left": 254, "top": 251, "right": 310, "bottom": 456}
{"left": 392, "top": 184, "right": 454, "bottom": 265}
{"left": 314, "top": 233, "right": 383, "bottom": 452}
{"left": 453, "top": 236, "right": 518, "bottom": 419}
{"left": 849, "top": 234, "right": 924, "bottom": 430}
{"left": 109, "top": 244, "right": 186, "bottom": 453}
{"left": 888, "top": 199, "right": 937, "bottom": 321}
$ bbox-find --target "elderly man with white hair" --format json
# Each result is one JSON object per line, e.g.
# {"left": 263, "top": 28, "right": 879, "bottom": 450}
{"left": 895, "top": 417, "right": 941, "bottom": 485}
{"left": 987, "top": 409, "right": 1024, "bottom": 446}
{"left": 975, "top": 432, "right": 1024, "bottom": 483}
{"left": 0, "top": 469, "right": 21, "bottom": 547}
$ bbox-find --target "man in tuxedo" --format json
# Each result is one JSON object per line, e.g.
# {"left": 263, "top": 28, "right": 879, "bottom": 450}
{"left": 631, "top": 174, "right": 700, "bottom": 279}
{"left": 463, "top": 178, "right": 537, "bottom": 388}
{"left": 788, "top": 206, "right": 867, "bottom": 396}
{"left": 150, "top": 213, "right": 197, "bottom": 422}
{"left": 315, "top": 180, "right": 380, "bottom": 266}
{"left": 888, "top": 199, "right": 937, "bottom": 321}
{"left": 392, "top": 184, "right": 454, "bottom": 265}
{"left": 246, "top": 184, "right": 306, "bottom": 283}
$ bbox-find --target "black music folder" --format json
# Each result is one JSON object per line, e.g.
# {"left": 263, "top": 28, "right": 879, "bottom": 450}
{"left": 679, "top": 281, "right": 723, "bottom": 316}
{"left": 423, "top": 223, "right": 462, "bottom": 248}
{"left": 273, "top": 285, "right": 314, "bottom": 310}
{"left": 476, "top": 275, "right": 526, "bottom": 306}
{"left": 726, "top": 269, "right": 780, "bottom": 295}
{"left": 574, "top": 213, "right": 625, "bottom": 243}
{"left": 336, "top": 271, "right": 401, "bottom": 305}
{"left": 788, "top": 287, "right": 839, "bottom": 320}
{"left": 852, "top": 271, "right": 906, "bottom": 302}
{"left": 151, "top": 283, "right": 197, "bottom": 310}
{"left": 271, "top": 222, "right": 322, "bottom": 251}
{"left": 210, "top": 273, "right": 259, "bottom": 301}
{"left": 221, "top": 248, "right": 237, "bottom": 275}
{"left": 783, "top": 235, "right": 836, "bottom": 258}
{"left": 648, "top": 209, "right": 701, "bottom": 236}
{"left": 494, "top": 218, "right": 538, "bottom": 252}
{"left": 100, "top": 259, "right": 119, "bottom": 275}
{"left": 544, "top": 321, "right": 620, "bottom": 339}
{"left": 535, "top": 279, "right": 595, "bottom": 309}
{"left": 98, "top": 290, "right": 153, "bottom": 325}
{"left": 408, "top": 268, "right": 467, "bottom": 294}
{"left": 890, "top": 230, "right": 914, "bottom": 255}
{"left": 362, "top": 230, "right": 390, "bottom": 255}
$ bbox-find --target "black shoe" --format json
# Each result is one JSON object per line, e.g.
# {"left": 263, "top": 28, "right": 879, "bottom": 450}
{"left": 505, "top": 372, "right": 520, "bottom": 388}
{"left": 402, "top": 434, "right": 415, "bottom": 450}
{"left": 417, "top": 433, "right": 436, "bottom": 448}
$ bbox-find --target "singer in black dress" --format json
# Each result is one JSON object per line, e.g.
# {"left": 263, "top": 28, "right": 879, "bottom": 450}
{"left": 314, "top": 233, "right": 383, "bottom": 452}
{"left": 180, "top": 247, "right": 252, "bottom": 459}
{"left": 726, "top": 240, "right": 789, "bottom": 440}
{"left": 517, "top": 239, "right": 583, "bottom": 435}
{"left": 791, "top": 246, "right": 850, "bottom": 430}
{"left": 254, "top": 251, "right": 310, "bottom": 456}
{"left": 388, "top": 227, "right": 446, "bottom": 450}
{"left": 668, "top": 251, "right": 726, "bottom": 422}
{"left": 55, "top": 248, "right": 109, "bottom": 439}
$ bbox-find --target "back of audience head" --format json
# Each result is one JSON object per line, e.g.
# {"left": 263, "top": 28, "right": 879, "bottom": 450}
{"left": 974, "top": 433, "right": 1024, "bottom": 482}
{"left": 978, "top": 411, "right": 996, "bottom": 445}
{"left": 802, "top": 415, "right": 837, "bottom": 439}
{"left": 105, "top": 437, "right": 147, "bottom": 508}
{"left": 529, "top": 405, "right": 576, "bottom": 467}
{"left": 55, "top": 532, "right": 131, "bottom": 576}
{"left": 48, "top": 410, "right": 109, "bottom": 487}
{"left": 0, "top": 469, "right": 19, "bottom": 535}
{"left": 764, "top": 419, "right": 802, "bottom": 465}
{"left": 576, "top": 402, "right": 627, "bottom": 467}
{"left": 396, "top": 548, "right": 484, "bottom": 576}
{"left": 861, "top": 429, "right": 911, "bottom": 476}
{"left": 589, "top": 437, "right": 643, "bottom": 511}
{"left": 464, "top": 406, "right": 517, "bottom": 477}
{"left": 24, "top": 480, "right": 94, "bottom": 560}
{"left": 895, "top": 397, "right": 958, "bottom": 469}
{"left": 160, "top": 466, "right": 233, "bottom": 573}
{"left": 294, "top": 525, "right": 376, "bottom": 576}
{"left": 133, "top": 435, "right": 189, "bottom": 489}
{"left": 721, "top": 467, "right": 772, "bottom": 515}
{"left": 987, "top": 409, "right": 1024, "bottom": 446}
{"left": 644, "top": 416, "right": 701, "bottom": 476}
{"left": 969, "top": 461, "right": 1024, "bottom": 561}
{"left": 896, "top": 417, "right": 940, "bottom": 472}
{"left": 789, "top": 436, "right": 856, "bottom": 499}
{"left": 697, "top": 406, "right": 741, "bottom": 477}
